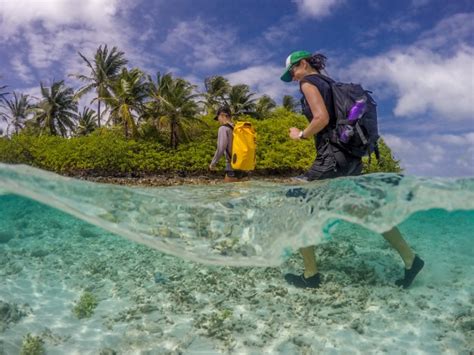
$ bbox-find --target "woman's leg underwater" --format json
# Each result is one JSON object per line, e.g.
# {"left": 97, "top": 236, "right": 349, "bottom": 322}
{"left": 300, "top": 246, "right": 318, "bottom": 278}
{"left": 382, "top": 227, "right": 415, "bottom": 268}
{"left": 284, "top": 246, "right": 321, "bottom": 288}
{"left": 383, "top": 227, "right": 424, "bottom": 288}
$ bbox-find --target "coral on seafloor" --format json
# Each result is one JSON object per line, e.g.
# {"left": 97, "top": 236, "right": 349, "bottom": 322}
{"left": 72, "top": 292, "right": 98, "bottom": 319}
{"left": 20, "top": 333, "right": 45, "bottom": 355}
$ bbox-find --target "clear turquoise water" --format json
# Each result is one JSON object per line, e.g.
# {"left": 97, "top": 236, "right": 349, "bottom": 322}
{"left": 0, "top": 164, "right": 473, "bottom": 353}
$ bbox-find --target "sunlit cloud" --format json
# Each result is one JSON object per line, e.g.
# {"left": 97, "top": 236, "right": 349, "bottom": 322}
{"left": 225, "top": 65, "right": 296, "bottom": 102}
{"left": 0, "top": 0, "right": 145, "bottom": 84}
{"left": 292, "top": 0, "right": 345, "bottom": 18}
{"left": 384, "top": 133, "right": 474, "bottom": 177}
{"left": 344, "top": 13, "right": 474, "bottom": 121}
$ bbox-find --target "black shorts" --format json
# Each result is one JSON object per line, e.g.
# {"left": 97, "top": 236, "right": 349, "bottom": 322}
{"left": 286, "top": 144, "right": 362, "bottom": 198}
{"left": 304, "top": 144, "right": 362, "bottom": 181}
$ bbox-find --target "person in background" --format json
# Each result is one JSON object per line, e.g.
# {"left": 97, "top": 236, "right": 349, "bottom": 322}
{"left": 281, "top": 50, "right": 424, "bottom": 289}
{"left": 209, "top": 106, "right": 243, "bottom": 182}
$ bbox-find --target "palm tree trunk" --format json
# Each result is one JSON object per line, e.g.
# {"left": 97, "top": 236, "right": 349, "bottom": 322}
{"left": 170, "top": 121, "right": 174, "bottom": 148}
{"left": 171, "top": 119, "right": 178, "bottom": 149}
{"left": 97, "top": 100, "right": 101, "bottom": 128}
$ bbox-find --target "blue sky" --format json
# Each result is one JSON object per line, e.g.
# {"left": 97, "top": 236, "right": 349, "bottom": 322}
{"left": 0, "top": 0, "right": 473, "bottom": 177}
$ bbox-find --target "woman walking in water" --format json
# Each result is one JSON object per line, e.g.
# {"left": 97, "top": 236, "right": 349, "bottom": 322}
{"left": 281, "top": 50, "right": 424, "bottom": 289}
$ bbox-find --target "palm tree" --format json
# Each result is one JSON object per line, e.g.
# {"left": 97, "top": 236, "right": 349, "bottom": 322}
{"left": 102, "top": 68, "right": 148, "bottom": 138}
{"left": 226, "top": 84, "right": 256, "bottom": 117}
{"left": 0, "top": 84, "right": 7, "bottom": 102}
{"left": 148, "top": 72, "right": 200, "bottom": 149}
{"left": 73, "top": 45, "right": 128, "bottom": 128}
{"left": 255, "top": 95, "right": 276, "bottom": 119}
{"left": 282, "top": 95, "right": 299, "bottom": 112}
{"left": 75, "top": 107, "right": 97, "bottom": 136}
{"left": 0, "top": 83, "right": 8, "bottom": 133}
{"left": 33, "top": 81, "right": 78, "bottom": 137}
{"left": 204, "top": 76, "right": 231, "bottom": 114}
{"left": 141, "top": 72, "right": 172, "bottom": 134}
{"left": 0, "top": 84, "right": 8, "bottom": 132}
{"left": 0, "top": 92, "right": 32, "bottom": 134}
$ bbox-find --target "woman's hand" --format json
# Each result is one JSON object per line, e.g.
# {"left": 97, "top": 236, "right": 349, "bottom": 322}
{"left": 289, "top": 127, "right": 302, "bottom": 140}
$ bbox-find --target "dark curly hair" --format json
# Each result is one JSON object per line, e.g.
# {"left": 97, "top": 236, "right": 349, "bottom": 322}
{"left": 306, "top": 53, "right": 327, "bottom": 73}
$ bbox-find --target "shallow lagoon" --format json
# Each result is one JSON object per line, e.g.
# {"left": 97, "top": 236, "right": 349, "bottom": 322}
{"left": 0, "top": 164, "right": 473, "bottom": 354}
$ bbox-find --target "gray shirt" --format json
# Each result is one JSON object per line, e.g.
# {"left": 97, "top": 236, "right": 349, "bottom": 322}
{"left": 210, "top": 124, "right": 234, "bottom": 170}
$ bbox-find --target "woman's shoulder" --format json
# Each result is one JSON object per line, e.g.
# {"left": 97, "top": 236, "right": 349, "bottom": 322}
{"left": 218, "top": 124, "right": 234, "bottom": 133}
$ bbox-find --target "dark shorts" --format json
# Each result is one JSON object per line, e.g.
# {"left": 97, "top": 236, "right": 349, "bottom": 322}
{"left": 304, "top": 144, "right": 362, "bottom": 181}
{"left": 286, "top": 144, "right": 362, "bottom": 199}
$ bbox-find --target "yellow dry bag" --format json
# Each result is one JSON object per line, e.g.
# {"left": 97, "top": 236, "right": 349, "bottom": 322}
{"left": 231, "top": 122, "right": 256, "bottom": 171}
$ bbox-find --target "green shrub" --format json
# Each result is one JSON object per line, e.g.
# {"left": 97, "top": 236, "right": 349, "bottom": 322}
{"left": 362, "top": 138, "right": 402, "bottom": 173}
{"left": 0, "top": 109, "right": 401, "bottom": 175}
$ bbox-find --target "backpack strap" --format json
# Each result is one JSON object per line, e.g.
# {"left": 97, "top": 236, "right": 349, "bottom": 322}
{"left": 223, "top": 123, "right": 234, "bottom": 160}
{"left": 368, "top": 141, "right": 381, "bottom": 165}
{"left": 355, "top": 122, "right": 368, "bottom": 145}
{"left": 314, "top": 74, "right": 335, "bottom": 85}
{"left": 374, "top": 142, "right": 380, "bottom": 160}
{"left": 300, "top": 74, "right": 336, "bottom": 139}
{"left": 299, "top": 74, "right": 335, "bottom": 92}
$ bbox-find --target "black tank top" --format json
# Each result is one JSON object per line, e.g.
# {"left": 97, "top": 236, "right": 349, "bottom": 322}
{"left": 299, "top": 74, "right": 336, "bottom": 150}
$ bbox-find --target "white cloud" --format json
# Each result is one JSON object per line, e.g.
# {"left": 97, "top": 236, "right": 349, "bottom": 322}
{"left": 417, "top": 13, "right": 474, "bottom": 51}
{"left": 161, "top": 18, "right": 264, "bottom": 70}
{"left": 10, "top": 56, "right": 34, "bottom": 84}
{"left": 0, "top": 0, "right": 146, "bottom": 86}
{"left": 0, "top": 0, "right": 123, "bottom": 40}
{"left": 433, "top": 132, "right": 474, "bottom": 146}
{"left": 384, "top": 133, "right": 474, "bottom": 177}
{"left": 381, "top": 17, "right": 420, "bottom": 35}
{"left": 292, "top": 0, "right": 345, "bottom": 18}
{"left": 18, "top": 86, "right": 42, "bottom": 101}
{"left": 357, "top": 16, "right": 421, "bottom": 50}
{"left": 344, "top": 13, "right": 474, "bottom": 121}
{"left": 360, "top": 47, "right": 473, "bottom": 118}
{"left": 225, "top": 65, "right": 296, "bottom": 102}
{"left": 161, "top": 19, "right": 234, "bottom": 69}
{"left": 262, "top": 15, "right": 301, "bottom": 45}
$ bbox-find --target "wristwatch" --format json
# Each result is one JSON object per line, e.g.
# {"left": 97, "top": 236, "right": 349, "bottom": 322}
{"left": 298, "top": 130, "right": 306, "bottom": 139}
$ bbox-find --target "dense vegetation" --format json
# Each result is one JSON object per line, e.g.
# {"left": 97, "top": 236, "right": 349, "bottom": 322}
{"left": 0, "top": 108, "right": 400, "bottom": 176}
{"left": 0, "top": 45, "right": 401, "bottom": 176}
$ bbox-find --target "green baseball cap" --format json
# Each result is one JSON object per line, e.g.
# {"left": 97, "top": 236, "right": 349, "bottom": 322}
{"left": 280, "top": 50, "right": 312, "bottom": 82}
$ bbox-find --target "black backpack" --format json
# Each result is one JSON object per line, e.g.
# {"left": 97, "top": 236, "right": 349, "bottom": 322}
{"left": 316, "top": 75, "right": 380, "bottom": 160}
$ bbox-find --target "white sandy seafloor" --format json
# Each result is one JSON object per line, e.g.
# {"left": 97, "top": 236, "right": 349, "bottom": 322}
{"left": 0, "top": 196, "right": 473, "bottom": 354}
